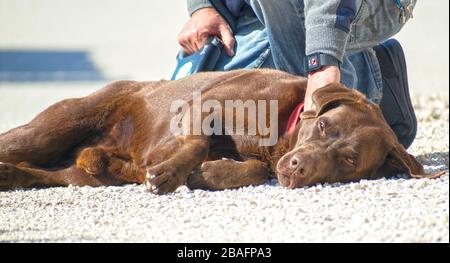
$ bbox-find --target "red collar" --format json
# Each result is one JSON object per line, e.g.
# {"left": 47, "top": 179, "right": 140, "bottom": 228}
{"left": 285, "top": 103, "right": 304, "bottom": 135}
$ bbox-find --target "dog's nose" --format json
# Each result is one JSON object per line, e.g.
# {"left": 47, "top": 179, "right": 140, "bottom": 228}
{"left": 277, "top": 153, "right": 315, "bottom": 188}
{"left": 290, "top": 155, "right": 299, "bottom": 169}
{"left": 289, "top": 154, "right": 307, "bottom": 176}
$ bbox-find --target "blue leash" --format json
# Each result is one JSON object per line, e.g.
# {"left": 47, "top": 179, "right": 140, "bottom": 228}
{"left": 395, "top": 0, "right": 415, "bottom": 23}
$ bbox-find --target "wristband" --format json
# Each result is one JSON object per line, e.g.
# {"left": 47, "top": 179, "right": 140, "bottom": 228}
{"left": 305, "top": 53, "right": 340, "bottom": 73}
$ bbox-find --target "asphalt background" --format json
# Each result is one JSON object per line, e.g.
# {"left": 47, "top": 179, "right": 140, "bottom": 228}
{"left": 0, "top": 0, "right": 448, "bottom": 95}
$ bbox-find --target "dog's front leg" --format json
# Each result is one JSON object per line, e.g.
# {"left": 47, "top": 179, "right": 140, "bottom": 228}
{"left": 187, "top": 159, "right": 270, "bottom": 191}
{"left": 146, "top": 135, "right": 210, "bottom": 195}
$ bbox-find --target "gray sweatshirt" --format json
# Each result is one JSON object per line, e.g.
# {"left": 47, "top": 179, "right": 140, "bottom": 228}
{"left": 187, "top": 0, "right": 358, "bottom": 63}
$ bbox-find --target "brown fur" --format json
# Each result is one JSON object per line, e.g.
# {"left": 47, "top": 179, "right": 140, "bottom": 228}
{"left": 0, "top": 69, "right": 444, "bottom": 194}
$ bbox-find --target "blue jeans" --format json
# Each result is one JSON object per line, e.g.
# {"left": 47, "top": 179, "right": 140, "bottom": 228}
{"left": 214, "top": 0, "right": 410, "bottom": 103}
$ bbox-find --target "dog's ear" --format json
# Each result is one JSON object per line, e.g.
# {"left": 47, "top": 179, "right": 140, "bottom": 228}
{"left": 384, "top": 143, "right": 424, "bottom": 177}
{"left": 373, "top": 142, "right": 445, "bottom": 180}
{"left": 311, "top": 83, "right": 366, "bottom": 116}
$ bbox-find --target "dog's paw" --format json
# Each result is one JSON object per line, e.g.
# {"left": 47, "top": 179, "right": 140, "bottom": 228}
{"left": 75, "top": 147, "right": 107, "bottom": 176}
{"left": 0, "top": 162, "right": 31, "bottom": 190}
{"left": 0, "top": 163, "right": 37, "bottom": 190}
{"left": 185, "top": 165, "right": 209, "bottom": 190}
{"left": 144, "top": 163, "right": 184, "bottom": 195}
{"left": 187, "top": 159, "right": 269, "bottom": 190}
{"left": 0, "top": 162, "right": 16, "bottom": 190}
{"left": 144, "top": 171, "right": 157, "bottom": 192}
{"left": 187, "top": 160, "right": 237, "bottom": 190}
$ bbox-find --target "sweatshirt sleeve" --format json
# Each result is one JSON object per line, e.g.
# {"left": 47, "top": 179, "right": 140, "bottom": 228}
{"left": 304, "top": 0, "right": 358, "bottom": 62}
{"left": 187, "top": 0, "right": 213, "bottom": 16}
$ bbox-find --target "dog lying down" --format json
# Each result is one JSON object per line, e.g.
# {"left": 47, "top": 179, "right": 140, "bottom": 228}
{"left": 0, "top": 69, "right": 444, "bottom": 194}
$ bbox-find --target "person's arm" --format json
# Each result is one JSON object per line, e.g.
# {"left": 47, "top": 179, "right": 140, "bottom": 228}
{"left": 303, "top": 0, "right": 357, "bottom": 110}
{"left": 179, "top": 1, "right": 235, "bottom": 56}
{"left": 187, "top": 0, "right": 212, "bottom": 16}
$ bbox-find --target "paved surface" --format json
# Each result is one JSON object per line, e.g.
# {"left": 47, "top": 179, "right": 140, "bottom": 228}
{"left": 0, "top": 0, "right": 449, "bottom": 94}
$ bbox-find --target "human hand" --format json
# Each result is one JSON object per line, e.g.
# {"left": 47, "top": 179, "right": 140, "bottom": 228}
{"left": 304, "top": 65, "right": 341, "bottom": 111}
{"left": 178, "top": 8, "right": 235, "bottom": 57}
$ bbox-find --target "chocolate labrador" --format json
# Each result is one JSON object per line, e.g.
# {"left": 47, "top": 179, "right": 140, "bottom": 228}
{"left": 0, "top": 69, "right": 443, "bottom": 193}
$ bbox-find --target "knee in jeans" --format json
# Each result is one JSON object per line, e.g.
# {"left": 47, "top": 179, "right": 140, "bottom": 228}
{"left": 249, "top": 0, "right": 296, "bottom": 8}
{"left": 394, "top": 118, "right": 417, "bottom": 149}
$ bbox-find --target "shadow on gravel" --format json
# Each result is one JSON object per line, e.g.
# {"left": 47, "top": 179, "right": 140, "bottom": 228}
{"left": 416, "top": 151, "right": 449, "bottom": 167}
{"left": 414, "top": 151, "right": 449, "bottom": 175}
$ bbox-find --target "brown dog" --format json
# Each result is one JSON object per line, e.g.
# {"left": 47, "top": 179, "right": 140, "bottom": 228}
{"left": 0, "top": 69, "right": 443, "bottom": 194}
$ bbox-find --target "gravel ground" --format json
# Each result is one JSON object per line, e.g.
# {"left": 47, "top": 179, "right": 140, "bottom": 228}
{"left": 0, "top": 86, "right": 448, "bottom": 243}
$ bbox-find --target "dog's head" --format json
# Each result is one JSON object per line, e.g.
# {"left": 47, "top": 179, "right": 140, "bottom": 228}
{"left": 276, "top": 83, "right": 438, "bottom": 189}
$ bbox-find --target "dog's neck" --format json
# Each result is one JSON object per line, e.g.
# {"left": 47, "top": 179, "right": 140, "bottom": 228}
{"left": 284, "top": 103, "right": 304, "bottom": 135}
{"left": 263, "top": 103, "right": 304, "bottom": 172}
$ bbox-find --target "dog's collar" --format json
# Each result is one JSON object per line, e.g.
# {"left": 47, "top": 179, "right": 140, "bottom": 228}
{"left": 285, "top": 103, "right": 304, "bottom": 135}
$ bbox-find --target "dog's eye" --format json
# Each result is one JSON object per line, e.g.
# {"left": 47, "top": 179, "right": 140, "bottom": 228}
{"left": 318, "top": 120, "right": 326, "bottom": 134}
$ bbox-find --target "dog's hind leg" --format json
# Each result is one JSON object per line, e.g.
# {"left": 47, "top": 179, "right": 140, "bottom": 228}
{"left": 0, "top": 97, "right": 107, "bottom": 166}
{"left": 0, "top": 162, "right": 112, "bottom": 190}
{"left": 3, "top": 92, "right": 120, "bottom": 168}
{"left": 0, "top": 81, "right": 138, "bottom": 167}
{"left": 0, "top": 151, "right": 148, "bottom": 190}
{"left": 0, "top": 152, "right": 150, "bottom": 190}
